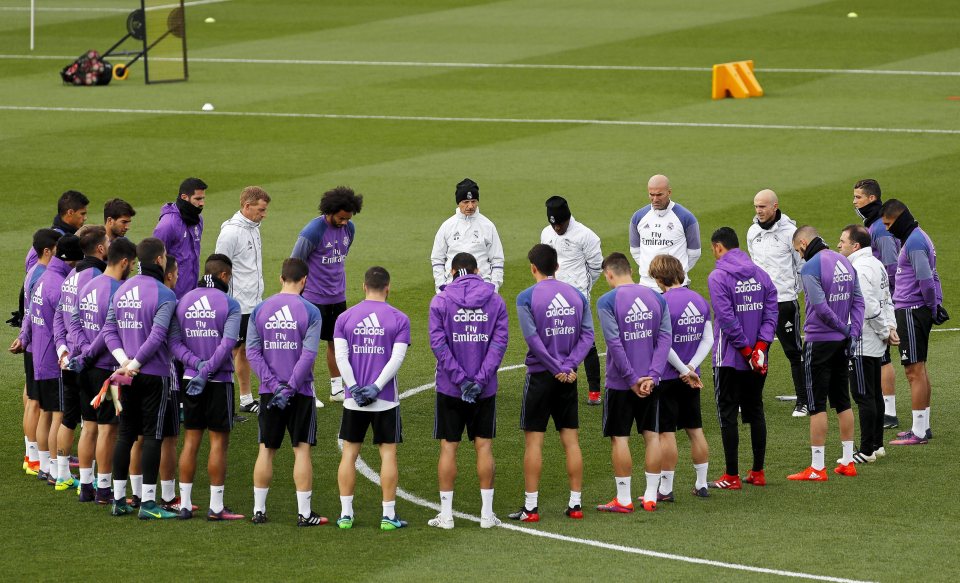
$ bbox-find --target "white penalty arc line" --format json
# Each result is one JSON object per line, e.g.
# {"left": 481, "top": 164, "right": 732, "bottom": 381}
{"left": 1, "top": 105, "right": 957, "bottom": 136}
{"left": 1, "top": 54, "right": 959, "bottom": 77}
{"left": 348, "top": 354, "right": 873, "bottom": 583}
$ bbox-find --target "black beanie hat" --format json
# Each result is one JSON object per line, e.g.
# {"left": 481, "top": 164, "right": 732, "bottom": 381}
{"left": 455, "top": 178, "right": 479, "bottom": 204}
{"left": 545, "top": 196, "right": 571, "bottom": 225}
{"left": 55, "top": 234, "right": 84, "bottom": 262}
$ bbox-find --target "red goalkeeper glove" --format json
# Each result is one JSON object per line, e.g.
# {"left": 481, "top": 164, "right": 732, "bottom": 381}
{"left": 751, "top": 341, "right": 769, "bottom": 375}
{"left": 739, "top": 346, "right": 754, "bottom": 369}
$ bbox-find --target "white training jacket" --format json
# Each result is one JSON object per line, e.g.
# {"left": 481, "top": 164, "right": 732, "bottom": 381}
{"left": 431, "top": 207, "right": 504, "bottom": 292}
{"left": 540, "top": 216, "right": 603, "bottom": 297}
{"left": 629, "top": 201, "right": 701, "bottom": 289}
{"left": 848, "top": 247, "right": 895, "bottom": 357}
{"left": 746, "top": 211, "right": 802, "bottom": 302}
{"left": 215, "top": 210, "right": 264, "bottom": 313}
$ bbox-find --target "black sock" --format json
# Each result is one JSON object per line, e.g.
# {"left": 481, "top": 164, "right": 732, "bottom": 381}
{"left": 720, "top": 425, "right": 739, "bottom": 475}
{"left": 749, "top": 420, "right": 767, "bottom": 471}
{"left": 141, "top": 437, "right": 162, "bottom": 486}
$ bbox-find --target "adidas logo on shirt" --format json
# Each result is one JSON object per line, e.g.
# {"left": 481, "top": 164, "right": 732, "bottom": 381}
{"left": 78, "top": 289, "right": 98, "bottom": 313}
{"left": 116, "top": 286, "right": 142, "bottom": 309}
{"left": 31, "top": 282, "right": 44, "bottom": 307}
{"left": 265, "top": 305, "right": 297, "bottom": 330}
{"left": 545, "top": 293, "right": 577, "bottom": 318}
{"left": 677, "top": 301, "right": 705, "bottom": 326}
{"left": 185, "top": 295, "right": 217, "bottom": 319}
{"left": 62, "top": 272, "right": 80, "bottom": 295}
{"left": 833, "top": 261, "right": 854, "bottom": 283}
{"left": 354, "top": 313, "right": 385, "bottom": 336}
{"left": 735, "top": 278, "right": 762, "bottom": 294}
{"left": 624, "top": 296, "right": 653, "bottom": 323}
{"left": 454, "top": 308, "right": 489, "bottom": 323}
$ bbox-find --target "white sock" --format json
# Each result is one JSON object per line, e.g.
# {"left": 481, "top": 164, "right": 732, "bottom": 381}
{"left": 811, "top": 446, "right": 825, "bottom": 471}
{"left": 331, "top": 376, "right": 343, "bottom": 396}
{"left": 883, "top": 395, "right": 896, "bottom": 417}
{"left": 210, "top": 485, "right": 224, "bottom": 513}
{"left": 161, "top": 480, "right": 176, "bottom": 501}
{"left": 97, "top": 473, "right": 111, "bottom": 488}
{"left": 615, "top": 476, "right": 632, "bottom": 506}
{"left": 693, "top": 463, "right": 709, "bottom": 489}
{"left": 659, "top": 470, "right": 675, "bottom": 495}
{"left": 49, "top": 455, "right": 57, "bottom": 476}
{"left": 524, "top": 491, "right": 538, "bottom": 510}
{"left": 253, "top": 487, "right": 268, "bottom": 513}
{"left": 142, "top": 484, "right": 157, "bottom": 503}
{"left": 296, "top": 491, "right": 312, "bottom": 517}
{"left": 80, "top": 468, "right": 94, "bottom": 485}
{"left": 27, "top": 442, "right": 38, "bottom": 463}
{"left": 180, "top": 483, "right": 193, "bottom": 512}
{"left": 439, "top": 491, "right": 453, "bottom": 520}
{"left": 113, "top": 479, "right": 127, "bottom": 501}
{"left": 643, "top": 472, "right": 659, "bottom": 503}
{"left": 480, "top": 489, "right": 494, "bottom": 518}
{"left": 39, "top": 451, "right": 50, "bottom": 474}
{"left": 382, "top": 500, "right": 396, "bottom": 520}
{"left": 568, "top": 490, "right": 581, "bottom": 508}
{"left": 131, "top": 475, "right": 143, "bottom": 497}
{"left": 912, "top": 410, "right": 925, "bottom": 437}
{"left": 925, "top": 406, "right": 931, "bottom": 429}
{"left": 240, "top": 393, "right": 254, "bottom": 406}
{"left": 340, "top": 495, "right": 354, "bottom": 517}
{"left": 58, "top": 456, "right": 70, "bottom": 481}
{"left": 840, "top": 441, "right": 854, "bottom": 465}
{"left": 24, "top": 436, "right": 29, "bottom": 457}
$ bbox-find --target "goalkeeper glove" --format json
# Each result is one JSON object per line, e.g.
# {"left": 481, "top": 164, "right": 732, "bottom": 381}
{"left": 750, "top": 341, "right": 769, "bottom": 375}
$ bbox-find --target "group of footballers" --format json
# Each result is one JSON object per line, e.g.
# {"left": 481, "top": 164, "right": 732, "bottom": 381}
{"left": 9, "top": 174, "right": 946, "bottom": 529}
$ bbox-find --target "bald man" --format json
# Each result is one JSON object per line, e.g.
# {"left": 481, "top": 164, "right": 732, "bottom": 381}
{"left": 629, "top": 175, "right": 701, "bottom": 289}
{"left": 746, "top": 189, "right": 806, "bottom": 416}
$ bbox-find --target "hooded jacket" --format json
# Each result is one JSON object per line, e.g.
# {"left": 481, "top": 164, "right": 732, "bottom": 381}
{"left": 216, "top": 210, "right": 264, "bottom": 313}
{"left": 847, "top": 248, "right": 895, "bottom": 357}
{"left": 707, "top": 248, "right": 779, "bottom": 370}
{"left": 799, "top": 244, "right": 865, "bottom": 342}
{"left": 746, "top": 210, "right": 802, "bottom": 302}
{"left": 429, "top": 274, "right": 509, "bottom": 399}
{"left": 431, "top": 208, "right": 505, "bottom": 292}
{"left": 540, "top": 216, "right": 603, "bottom": 296}
{"left": 22, "top": 257, "right": 72, "bottom": 380}
{"left": 153, "top": 202, "right": 203, "bottom": 299}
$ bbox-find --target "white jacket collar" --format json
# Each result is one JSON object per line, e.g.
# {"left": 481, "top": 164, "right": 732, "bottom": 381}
{"left": 652, "top": 200, "right": 675, "bottom": 217}
{"left": 230, "top": 210, "right": 260, "bottom": 229}
{"left": 848, "top": 247, "right": 872, "bottom": 263}
{"left": 455, "top": 207, "right": 481, "bottom": 220}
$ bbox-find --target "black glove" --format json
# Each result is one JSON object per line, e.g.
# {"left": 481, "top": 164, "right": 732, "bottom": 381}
{"left": 6, "top": 311, "right": 22, "bottom": 328}
{"left": 932, "top": 305, "right": 950, "bottom": 326}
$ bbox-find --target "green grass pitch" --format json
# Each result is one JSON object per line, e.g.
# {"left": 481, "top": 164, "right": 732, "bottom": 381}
{"left": 0, "top": 0, "right": 958, "bottom": 580}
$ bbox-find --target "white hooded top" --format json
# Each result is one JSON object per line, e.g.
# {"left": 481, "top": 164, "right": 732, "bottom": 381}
{"left": 215, "top": 210, "right": 264, "bottom": 313}
{"left": 848, "top": 247, "right": 896, "bottom": 357}
{"left": 431, "top": 207, "right": 504, "bottom": 292}
{"left": 540, "top": 216, "right": 603, "bottom": 297}
{"left": 747, "top": 211, "right": 802, "bottom": 302}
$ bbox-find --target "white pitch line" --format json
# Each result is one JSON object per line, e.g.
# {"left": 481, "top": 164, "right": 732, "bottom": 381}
{"left": 1, "top": 105, "right": 958, "bottom": 136}
{"left": 932, "top": 328, "right": 960, "bottom": 332}
{"left": 348, "top": 355, "right": 874, "bottom": 583}
{"left": 1, "top": 53, "right": 959, "bottom": 77}
{"left": 0, "top": 0, "right": 230, "bottom": 12}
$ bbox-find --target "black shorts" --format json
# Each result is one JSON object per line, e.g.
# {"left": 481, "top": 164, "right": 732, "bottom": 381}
{"left": 37, "top": 377, "right": 62, "bottom": 413}
{"left": 82, "top": 367, "right": 118, "bottom": 425}
{"left": 235, "top": 313, "right": 250, "bottom": 347}
{"left": 339, "top": 406, "right": 402, "bottom": 445}
{"left": 895, "top": 306, "right": 932, "bottom": 365}
{"left": 658, "top": 378, "right": 703, "bottom": 431}
{"left": 60, "top": 370, "right": 82, "bottom": 430}
{"left": 258, "top": 393, "right": 317, "bottom": 448}
{"left": 880, "top": 344, "right": 892, "bottom": 366}
{"left": 434, "top": 392, "right": 496, "bottom": 442}
{"left": 313, "top": 301, "right": 347, "bottom": 342}
{"left": 803, "top": 341, "right": 851, "bottom": 414}
{"left": 520, "top": 372, "right": 579, "bottom": 432}
{"left": 183, "top": 380, "right": 234, "bottom": 432}
{"left": 713, "top": 367, "right": 766, "bottom": 428}
{"left": 117, "top": 374, "right": 179, "bottom": 440}
{"left": 602, "top": 387, "right": 660, "bottom": 437}
{"left": 24, "top": 352, "right": 40, "bottom": 401}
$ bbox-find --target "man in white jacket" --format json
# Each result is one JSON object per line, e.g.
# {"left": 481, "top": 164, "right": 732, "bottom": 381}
{"left": 431, "top": 179, "right": 504, "bottom": 293}
{"left": 746, "top": 189, "right": 806, "bottom": 416}
{"left": 629, "top": 174, "right": 701, "bottom": 289}
{"left": 540, "top": 196, "right": 604, "bottom": 405}
{"left": 838, "top": 224, "right": 897, "bottom": 462}
{"left": 216, "top": 186, "right": 270, "bottom": 414}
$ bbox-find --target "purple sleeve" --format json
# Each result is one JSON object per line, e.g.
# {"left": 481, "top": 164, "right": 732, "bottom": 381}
{"left": 429, "top": 298, "right": 468, "bottom": 387}
{"left": 102, "top": 303, "right": 122, "bottom": 356}
{"left": 245, "top": 307, "right": 279, "bottom": 392}
{"left": 649, "top": 302, "right": 672, "bottom": 384}
{"left": 152, "top": 215, "right": 176, "bottom": 252}
{"left": 474, "top": 299, "right": 509, "bottom": 389}
{"left": 598, "top": 297, "right": 638, "bottom": 384}
{"left": 287, "top": 307, "right": 321, "bottom": 390}
{"left": 628, "top": 212, "right": 642, "bottom": 248}
{"left": 908, "top": 248, "right": 938, "bottom": 309}
{"left": 132, "top": 300, "right": 175, "bottom": 365}
{"left": 759, "top": 272, "right": 779, "bottom": 343}
{"left": 168, "top": 317, "right": 202, "bottom": 370}
{"left": 708, "top": 274, "right": 749, "bottom": 350}
{"left": 849, "top": 277, "right": 865, "bottom": 339}
{"left": 562, "top": 293, "right": 595, "bottom": 371}
{"left": 69, "top": 305, "right": 87, "bottom": 354}
{"left": 517, "top": 299, "right": 564, "bottom": 375}
{"left": 53, "top": 299, "right": 68, "bottom": 354}
{"left": 203, "top": 302, "right": 241, "bottom": 378}
{"left": 801, "top": 273, "right": 848, "bottom": 334}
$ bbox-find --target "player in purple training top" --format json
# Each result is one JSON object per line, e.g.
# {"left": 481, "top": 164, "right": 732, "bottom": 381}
{"left": 335, "top": 267, "right": 412, "bottom": 531}
{"left": 788, "top": 226, "right": 865, "bottom": 481}
{"left": 882, "top": 200, "right": 946, "bottom": 446}
{"left": 291, "top": 186, "right": 364, "bottom": 406}
{"left": 427, "top": 253, "right": 508, "bottom": 530}
{"left": 853, "top": 179, "right": 902, "bottom": 429}
{"left": 594, "top": 253, "right": 671, "bottom": 514}
{"left": 707, "top": 227, "right": 778, "bottom": 491}
{"left": 509, "top": 244, "right": 594, "bottom": 523}
{"left": 169, "top": 254, "right": 245, "bottom": 521}
{"left": 70, "top": 236, "right": 137, "bottom": 504}
{"left": 153, "top": 177, "right": 207, "bottom": 300}
{"left": 650, "top": 254, "right": 713, "bottom": 500}
{"left": 246, "top": 258, "right": 327, "bottom": 527}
